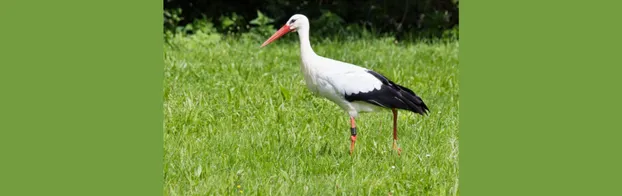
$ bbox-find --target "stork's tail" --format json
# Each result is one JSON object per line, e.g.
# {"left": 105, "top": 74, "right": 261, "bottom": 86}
{"left": 395, "top": 84, "right": 429, "bottom": 115}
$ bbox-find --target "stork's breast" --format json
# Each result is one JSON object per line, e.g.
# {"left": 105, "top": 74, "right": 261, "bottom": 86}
{"left": 301, "top": 73, "right": 319, "bottom": 94}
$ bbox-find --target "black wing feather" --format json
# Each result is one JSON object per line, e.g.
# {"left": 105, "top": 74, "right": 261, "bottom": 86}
{"left": 344, "top": 70, "right": 429, "bottom": 115}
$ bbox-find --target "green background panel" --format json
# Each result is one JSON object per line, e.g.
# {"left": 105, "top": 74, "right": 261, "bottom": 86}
{"left": 0, "top": 0, "right": 163, "bottom": 195}
{"left": 461, "top": 0, "right": 622, "bottom": 195}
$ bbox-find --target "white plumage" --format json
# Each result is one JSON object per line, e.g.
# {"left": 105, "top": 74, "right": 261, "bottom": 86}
{"left": 301, "top": 54, "right": 384, "bottom": 117}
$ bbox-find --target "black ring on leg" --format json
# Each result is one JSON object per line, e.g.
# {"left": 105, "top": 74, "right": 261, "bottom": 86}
{"left": 350, "top": 127, "right": 357, "bottom": 136}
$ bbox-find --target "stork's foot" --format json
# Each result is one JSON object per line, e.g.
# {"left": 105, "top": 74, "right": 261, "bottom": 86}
{"left": 350, "top": 135, "right": 357, "bottom": 155}
{"left": 392, "top": 140, "right": 402, "bottom": 156}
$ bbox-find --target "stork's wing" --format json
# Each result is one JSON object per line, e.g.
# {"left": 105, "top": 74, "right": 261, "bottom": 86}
{"left": 326, "top": 69, "right": 429, "bottom": 114}
{"left": 324, "top": 69, "right": 383, "bottom": 97}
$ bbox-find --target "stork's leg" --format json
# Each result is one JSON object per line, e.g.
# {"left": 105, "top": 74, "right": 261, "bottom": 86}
{"left": 350, "top": 116, "right": 357, "bottom": 155}
{"left": 392, "top": 108, "right": 402, "bottom": 156}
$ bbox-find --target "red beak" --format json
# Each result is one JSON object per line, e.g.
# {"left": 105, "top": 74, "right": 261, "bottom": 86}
{"left": 260, "top": 25, "right": 291, "bottom": 48}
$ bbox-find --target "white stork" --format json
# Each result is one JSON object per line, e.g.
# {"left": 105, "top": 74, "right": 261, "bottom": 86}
{"left": 260, "top": 14, "right": 429, "bottom": 155}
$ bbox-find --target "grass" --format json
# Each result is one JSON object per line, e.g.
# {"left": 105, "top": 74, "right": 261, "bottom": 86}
{"left": 163, "top": 34, "right": 459, "bottom": 195}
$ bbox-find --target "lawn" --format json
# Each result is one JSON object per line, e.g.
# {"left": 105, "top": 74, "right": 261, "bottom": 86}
{"left": 163, "top": 34, "right": 459, "bottom": 195}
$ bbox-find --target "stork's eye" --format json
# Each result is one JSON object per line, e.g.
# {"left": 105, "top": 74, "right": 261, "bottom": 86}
{"left": 289, "top": 19, "right": 297, "bottom": 24}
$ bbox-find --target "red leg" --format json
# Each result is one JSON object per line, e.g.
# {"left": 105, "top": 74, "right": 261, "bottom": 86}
{"left": 350, "top": 116, "right": 357, "bottom": 155}
{"left": 392, "top": 108, "right": 402, "bottom": 156}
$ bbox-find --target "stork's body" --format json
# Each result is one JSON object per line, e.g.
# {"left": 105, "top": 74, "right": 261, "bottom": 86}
{"left": 261, "top": 14, "right": 429, "bottom": 155}
{"left": 301, "top": 54, "right": 382, "bottom": 116}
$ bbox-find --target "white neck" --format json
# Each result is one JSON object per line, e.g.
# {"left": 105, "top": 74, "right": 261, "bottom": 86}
{"left": 296, "top": 27, "right": 316, "bottom": 60}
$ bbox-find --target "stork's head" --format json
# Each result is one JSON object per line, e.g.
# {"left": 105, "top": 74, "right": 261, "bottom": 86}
{"left": 261, "top": 14, "right": 309, "bottom": 48}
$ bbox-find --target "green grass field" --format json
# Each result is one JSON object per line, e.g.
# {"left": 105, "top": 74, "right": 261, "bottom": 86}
{"left": 163, "top": 35, "right": 459, "bottom": 195}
